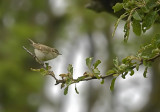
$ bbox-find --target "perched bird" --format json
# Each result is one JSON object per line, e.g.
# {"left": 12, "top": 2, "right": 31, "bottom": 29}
{"left": 28, "top": 39, "right": 61, "bottom": 61}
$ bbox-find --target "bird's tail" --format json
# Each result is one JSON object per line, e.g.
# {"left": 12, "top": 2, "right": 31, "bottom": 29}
{"left": 28, "top": 39, "right": 35, "bottom": 44}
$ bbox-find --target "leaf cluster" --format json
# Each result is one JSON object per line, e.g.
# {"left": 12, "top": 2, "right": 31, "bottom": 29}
{"left": 108, "top": 34, "right": 160, "bottom": 91}
{"left": 112, "top": 0, "right": 160, "bottom": 42}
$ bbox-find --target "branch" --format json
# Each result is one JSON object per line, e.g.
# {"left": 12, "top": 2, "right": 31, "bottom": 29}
{"left": 55, "top": 53, "right": 160, "bottom": 85}
{"left": 23, "top": 46, "right": 44, "bottom": 66}
{"left": 23, "top": 46, "right": 160, "bottom": 86}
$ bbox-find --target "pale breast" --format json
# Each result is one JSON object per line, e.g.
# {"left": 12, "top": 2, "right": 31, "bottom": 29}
{"left": 34, "top": 49, "right": 45, "bottom": 61}
{"left": 34, "top": 49, "right": 58, "bottom": 61}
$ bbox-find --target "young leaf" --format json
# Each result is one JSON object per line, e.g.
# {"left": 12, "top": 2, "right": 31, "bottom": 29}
{"left": 93, "top": 60, "right": 101, "bottom": 69}
{"left": 132, "top": 19, "right": 141, "bottom": 36}
{"left": 110, "top": 77, "right": 117, "bottom": 91}
{"left": 64, "top": 86, "right": 69, "bottom": 95}
{"left": 66, "top": 78, "right": 72, "bottom": 85}
{"left": 106, "top": 69, "right": 116, "bottom": 75}
{"left": 112, "top": 3, "right": 123, "bottom": 13}
{"left": 142, "top": 11, "right": 157, "bottom": 32}
{"left": 143, "top": 67, "right": 148, "bottom": 78}
{"left": 124, "top": 22, "right": 130, "bottom": 42}
{"left": 75, "top": 84, "right": 79, "bottom": 94}
{"left": 136, "top": 64, "right": 140, "bottom": 71}
{"left": 86, "top": 57, "right": 93, "bottom": 69}
{"left": 121, "top": 72, "right": 128, "bottom": 79}
{"left": 93, "top": 68, "right": 101, "bottom": 79}
{"left": 133, "top": 11, "right": 142, "bottom": 21}
{"left": 31, "top": 68, "right": 48, "bottom": 76}
{"left": 130, "top": 69, "right": 134, "bottom": 76}
{"left": 152, "top": 48, "right": 160, "bottom": 54}
{"left": 31, "top": 68, "right": 41, "bottom": 72}
{"left": 68, "top": 64, "right": 73, "bottom": 74}
{"left": 113, "top": 74, "right": 119, "bottom": 77}
{"left": 101, "top": 79, "right": 104, "bottom": 84}
{"left": 112, "top": 13, "right": 128, "bottom": 37}
{"left": 77, "top": 76, "right": 86, "bottom": 81}
{"left": 113, "top": 57, "right": 119, "bottom": 68}
{"left": 45, "top": 63, "right": 49, "bottom": 70}
{"left": 143, "top": 60, "right": 147, "bottom": 66}
{"left": 67, "top": 64, "right": 73, "bottom": 78}
{"left": 119, "top": 64, "right": 127, "bottom": 71}
{"left": 146, "top": 0, "right": 158, "bottom": 9}
{"left": 61, "top": 83, "right": 65, "bottom": 89}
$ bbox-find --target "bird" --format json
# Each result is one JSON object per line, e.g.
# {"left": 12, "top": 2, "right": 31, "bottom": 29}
{"left": 28, "top": 39, "right": 61, "bottom": 62}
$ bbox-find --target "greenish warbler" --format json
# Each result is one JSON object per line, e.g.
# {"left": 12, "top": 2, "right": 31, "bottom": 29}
{"left": 28, "top": 39, "right": 61, "bottom": 61}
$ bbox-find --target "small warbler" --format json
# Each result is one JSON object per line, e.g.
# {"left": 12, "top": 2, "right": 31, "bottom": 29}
{"left": 28, "top": 39, "right": 61, "bottom": 61}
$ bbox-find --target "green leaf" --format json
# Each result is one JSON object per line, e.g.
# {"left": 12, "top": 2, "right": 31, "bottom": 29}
{"left": 106, "top": 69, "right": 116, "bottom": 75}
{"left": 61, "top": 83, "right": 65, "bottom": 89}
{"left": 94, "top": 74, "right": 100, "bottom": 79}
{"left": 130, "top": 69, "right": 134, "bottom": 76}
{"left": 112, "top": 13, "right": 128, "bottom": 37}
{"left": 93, "top": 68, "right": 101, "bottom": 79}
{"left": 122, "top": 72, "right": 128, "bottom": 79}
{"left": 146, "top": 0, "right": 158, "bottom": 9}
{"left": 45, "top": 63, "right": 51, "bottom": 70}
{"left": 110, "top": 77, "right": 117, "bottom": 91}
{"left": 67, "top": 64, "right": 73, "bottom": 78}
{"left": 68, "top": 64, "right": 73, "bottom": 74}
{"left": 122, "top": 57, "right": 129, "bottom": 64}
{"left": 132, "top": 19, "right": 141, "bottom": 36}
{"left": 45, "top": 63, "right": 49, "bottom": 69}
{"left": 101, "top": 79, "right": 104, "bottom": 84}
{"left": 142, "top": 11, "right": 157, "bottom": 32}
{"left": 136, "top": 64, "right": 140, "bottom": 71}
{"left": 64, "top": 86, "right": 69, "bottom": 95}
{"left": 75, "top": 84, "right": 79, "bottom": 94}
{"left": 119, "top": 64, "right": 128, "bottom": 71}
{"left": 93, "top": 68, "right": 100, "bottom": 75}
{"left": 93, "top": 60, "right": 101, "bottom": 69}
{"left": 31, "top": 68, "right": 41, "bottom": 72}
{"left": 152, "top": 48, "right": 160, "bottom": 54}
{"left": 113, "top": 57, "right": 119, "bottom": 68}
{"left": 141, "top": 6, "right": 149, "bottom": 13}
{"left": 124, "top": 22, "right": 130, "bottom": 42}
{"left": 113, "top": 74, "right": 119, "bottom": 77}
{"left": 86, "top": 57, "right": 93, "bottom": 69}
{"left": 77, "top": 76, "right": 86, "bottom": 81}
{"left": 31, "top": 68, "right": 48, "bottom": 76}
{"left": 143, "top": 67, "right": 148, "bottom": 78}
{"left": 66, "top": 78, "right": 72, "bottom": 85}
{"left": 143, "top": 60, "right": 148, "bottom": 66}
{"left": 133, "top": 11, "right": 142, "bottom": 21}
{"left": 112, "top": 3, "right": 123, "bottom": 13}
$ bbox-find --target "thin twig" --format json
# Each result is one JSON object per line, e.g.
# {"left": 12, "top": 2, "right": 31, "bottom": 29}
{"left": 23, "top": 46, "right": 44, "bottom": 66}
